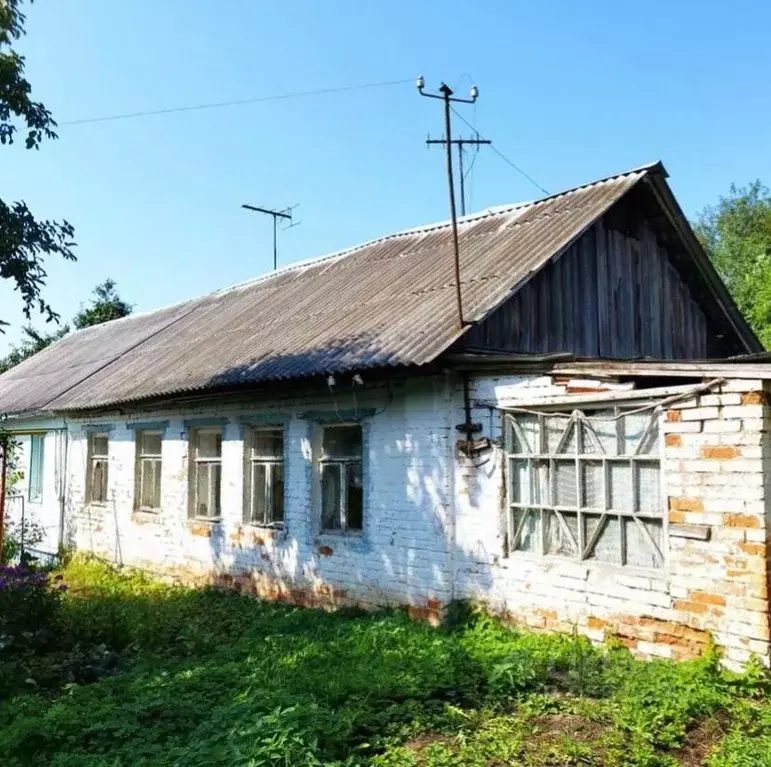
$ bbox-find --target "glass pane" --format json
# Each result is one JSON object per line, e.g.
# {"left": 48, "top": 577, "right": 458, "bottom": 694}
{"left": 609, "top": 462, "right": 633, "bottom": 511}
{"left": 153, "top": 459, "right": 162, "bottom": 508}
{"left": 621, "top": 413, "right": 650, "bottom": 456}
{"left": 92, "top": 435, "right": 109, "bottom": 457}
{"left": 210, "top": 463, "right": 221, "bottom": 517}
{"left": 271, "top": 464, "right": 285, "bottom": 523}
{"left": 636, "top": 462, "right": 660, "bottom": 514}
{"left": 556, "top": 420, "right": 577, "bottom": 455}
{"left": 28, "top": 435, "right": 44, "bottom": 502}
{"left": 140, "top": 460, "right": 154, "bottom": 507}
{"left": 195, "top": 465, "right": 210, "bottom": 517}
{"left": 141, "top": 432, "right": 162, "bottom": 456}
{"left": 251, "top": 463, "right": 268, "bottom": 523}
{"left": 544, "top": 511, "right": 578, "bottom": 556}
{"left": 584, "top": 514, "right": 621, "bottom": 564}
{"left": 321, "top": 464, "right": 341, "bottom": 529}
{"left": 554, "top": 460, "right": 577, "bottom": 508}
{"left": 625, "top": 518, "right": 663, "bottom": 568}
{"left": 509, "top": 459, "right": 533, "bottom": 505}
{"left": 581, "top": 460, "right": 604, "bottom": 510}
{"left": 587, "top": 411, "right": 617, "bottom": 456}
{"left": 509, "top": 414, "right": 538, "bottom": 454}
{"left": 637, "top": 417, "right": 660, "bottom": 455}
{"left": 346, "top": 462, "right": 363, "bottom": 530}
{"left": 252, "top": 429, "right": 283, "bottom": 459}
{"left": 512, "top": 508, "right": 538, "bottom": 553}
{"left": 545, "top": 415, "right": 570, "bottom": 452}
{"left": 196, "top": 431, "right": 222, "bottom": 459}
{"left": 322, "top": 425, "right": 362, "bottom": 459}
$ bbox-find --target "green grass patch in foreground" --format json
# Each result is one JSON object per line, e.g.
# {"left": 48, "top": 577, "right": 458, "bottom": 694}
{"left": 1, "top": 557, "right": 771, "bottom": 766}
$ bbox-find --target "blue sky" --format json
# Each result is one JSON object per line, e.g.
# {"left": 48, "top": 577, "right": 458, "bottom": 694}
{"left": 2, "top": 0, "right": 770, "bottom": 351}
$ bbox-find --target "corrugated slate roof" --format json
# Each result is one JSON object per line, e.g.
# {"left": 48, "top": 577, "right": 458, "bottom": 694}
{"left": 0, "top": 162, "right": 670, "bottom": 414}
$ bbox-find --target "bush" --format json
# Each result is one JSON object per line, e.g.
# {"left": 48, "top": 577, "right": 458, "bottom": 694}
{"left": 0, "top": 565, "right": 65, "bottom": 656}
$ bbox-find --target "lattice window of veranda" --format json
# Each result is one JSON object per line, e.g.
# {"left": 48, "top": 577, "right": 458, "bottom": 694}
{"left": 505, "top": 407, "right": 664, "bottom": 568}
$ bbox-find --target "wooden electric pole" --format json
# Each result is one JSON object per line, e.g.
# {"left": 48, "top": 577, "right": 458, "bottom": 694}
{"left": 417, "top": 76, "right": 479, "bottom": 329}
{"left": 426, "top": 134, "right": 491, "bottom": 216}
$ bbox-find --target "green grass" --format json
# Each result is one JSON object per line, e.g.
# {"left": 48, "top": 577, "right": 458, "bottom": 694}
{"left": 1, "top": 557, "right": 770, "bottom": 766}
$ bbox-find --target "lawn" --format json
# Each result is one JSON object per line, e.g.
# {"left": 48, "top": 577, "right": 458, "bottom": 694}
{"left": 0, "top": 558, "right": 770, "bottom": 766}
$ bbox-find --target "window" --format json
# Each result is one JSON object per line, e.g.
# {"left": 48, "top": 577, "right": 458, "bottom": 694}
{"left": 320, "top": 424, "right": 363, "bottom": 532}
{"left": 135, "top": 431, "right": 163, "bottom": 510}
{"left": 87, "top": 433, "right": 109, "bottom": 504}
{"left": 505, "top": 407, "right": 663, "bottom": 568}
{"left": 28, "top": 434, "right": 45, "bottom": 503}
{"left": 189, "top": 429, "right": 222, "bottom": 519}
{"left": 244, "top": 428, "right": 284, "bottom": 526}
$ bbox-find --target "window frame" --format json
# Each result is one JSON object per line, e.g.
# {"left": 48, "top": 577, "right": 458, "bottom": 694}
{"left": 504, "top": 405, "right": 665, "bottom": 570}
{"left": 318, "top": 422, "right": 364, "bottom": 534}
{"left": 135, "top": 429, "right": 163, "bottom": 512}
{"left": 28, "top": 433, "right": 45, "bottom": 504}
{"left": 188, "top": 427, "right": 223, "bottom": 520}
{"left": 243, "top": 426, "right": 285, "bottom": 527}
{"left": 86, "top": 432, "right": 110, "bottom": 505}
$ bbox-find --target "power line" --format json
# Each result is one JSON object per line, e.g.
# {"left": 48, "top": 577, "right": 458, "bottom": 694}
{"left": 450, "top": 106, "right": 550, "bottom": 196}
{"left": 60, "top": 78, "right": 413, "bottom": 126}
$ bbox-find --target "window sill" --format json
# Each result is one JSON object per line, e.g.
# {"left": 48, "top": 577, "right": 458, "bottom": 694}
{"left": 132, "top": 510, "right": 161, "bottom": 525}
{"left": 243, "top": 521, "right": 285, "bottom": 531}
{"left": 316, "top": 529, "right": 365, "bottom": 540}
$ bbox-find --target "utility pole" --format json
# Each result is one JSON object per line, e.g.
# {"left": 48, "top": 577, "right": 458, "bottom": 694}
{"left": 426, "top": 134, "right": 491, "bottom": 216}
{"left": 241, "top": 204, "right": 297, "bottom": 271}
{"left": 417, "top": 76, "right": 478, "bottom": 329}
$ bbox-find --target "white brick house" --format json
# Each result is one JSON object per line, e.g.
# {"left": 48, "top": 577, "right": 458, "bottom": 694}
{"left": 3, "top": 163, "right": 771, "bottom": 667}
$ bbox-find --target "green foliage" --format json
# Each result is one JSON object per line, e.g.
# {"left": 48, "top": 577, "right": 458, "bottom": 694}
{"left": 0, "top": 0, "right": 76, "bottom": 331}
{"left": 0, "top": 557, "right": 770, "bottom": 766}
{"left": 72, "top": 279, "right": 133, "bottom": 330}
{"left": 0, "top": 279, "right": 132, "bottom": 372}
{"left": 694, "top": 181, "right": 771, "bottom": 347}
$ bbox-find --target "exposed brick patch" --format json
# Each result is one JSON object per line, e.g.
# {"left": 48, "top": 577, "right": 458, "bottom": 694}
{"left": 317, "top": 545, "right": 334, "bottom": 557}
{"left": 667, "top": 410, "right": 682, "bottom": 422}
{"left": 665, "top": 433, "right": 683, "bottom": 447}
{"left": 700, "top": 445, "right": 741, "bottom": 460}
{"left": 690, "top": 591, "right": 727, "bottom": 607}
{"left": 188, "top": 521, "right": 215, "bottom": 537}
{"left": 674, "top": 600, "right": 710, "bottom": 614}
{"left": 739, "top": 542, "right": 767, "bottom": 556}
{"left": 668, "top": 510, "right": 687, "bottom": 524}
{"left": 669, "top": 497, "right": 704, "bottom": 512}
{"left": 587, "top": 616, "right": 607, "bottom": 630}
{"left": 724, "top": 514, "right": 763, "bottom": 529}
{"left": 741, "top": 391, "right": 766, "bottom": 405}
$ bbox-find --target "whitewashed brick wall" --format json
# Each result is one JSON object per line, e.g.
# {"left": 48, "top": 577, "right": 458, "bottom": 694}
{"left": 453, "top": 374, "right": 771, "bottom": 669}
{"left": 64, "top": 376, "right": 454, "bottom": 618}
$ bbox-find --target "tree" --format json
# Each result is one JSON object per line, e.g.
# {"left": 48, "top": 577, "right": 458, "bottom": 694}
{"left": 0, "top": 0, "right": 75, "bottom": 331}
{"left": 0, "top": 279, "right": 132, "bottom": 372}
{"left": 73, "top": 279, "right": 132, "bottom": 329}
{"left": 694, "top": 181, "right": 771, "bottom": 349}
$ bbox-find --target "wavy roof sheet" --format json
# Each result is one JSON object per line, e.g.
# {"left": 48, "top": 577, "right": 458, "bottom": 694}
{"left": 0, "top": 163, "right": 675, "bottom": 414}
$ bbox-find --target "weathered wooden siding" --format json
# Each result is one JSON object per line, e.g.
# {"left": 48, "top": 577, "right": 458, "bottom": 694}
{"left": 465, "top": 217, "right": 711, "bottom": 359}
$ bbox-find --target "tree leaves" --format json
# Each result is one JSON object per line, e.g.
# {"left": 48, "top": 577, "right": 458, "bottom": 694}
{"left": 0, "top": 0, "right": 76, "bottom": 329}
{"left": 694, "top": 181, "right": 771, "bottom": 349}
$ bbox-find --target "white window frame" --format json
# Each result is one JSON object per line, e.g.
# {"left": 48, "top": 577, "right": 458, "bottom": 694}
{"left": 244, "top": 426, "right": 285, "bottom": 526}
{"left": 189, "top": 428, "right": 222, "bottom": 520}
{"left": 505, "top": 405, "right": 664, "bottom": 569}
{"left": 135, "top": 430, "right": 163, "bottom": 511}
{"left": 28, "top": 433, "right": 45, "bottom": 504}
{"left": 319, "top": 423, "right": 364, "bottom": 534}
{"left": 87, "top": 432, "right": 110, "bottom": 505}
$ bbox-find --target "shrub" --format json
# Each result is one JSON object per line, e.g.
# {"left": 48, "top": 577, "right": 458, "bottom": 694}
{"left": 0, "top": 565, "right": 64, "bottom": 656}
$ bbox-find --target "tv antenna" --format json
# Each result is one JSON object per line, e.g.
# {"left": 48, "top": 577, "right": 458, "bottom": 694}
{"left": 241, "top": 203, "right": 300, "bottom": 271}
